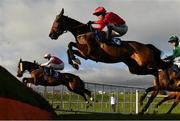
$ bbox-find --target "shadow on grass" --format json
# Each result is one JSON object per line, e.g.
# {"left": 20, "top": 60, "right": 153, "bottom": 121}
{"left": 56, "top": 113, "right": 180, "bottom": 120}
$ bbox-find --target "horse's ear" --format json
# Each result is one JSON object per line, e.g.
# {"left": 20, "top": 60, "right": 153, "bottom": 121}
{"left": 59, "top": 8, "right": 64, "bottom": 16}
{"left": 34, "top": 60, "right": 36, "bottom": 63}
{"left": 20, "top": 58, "right": 22, "bottom": 62}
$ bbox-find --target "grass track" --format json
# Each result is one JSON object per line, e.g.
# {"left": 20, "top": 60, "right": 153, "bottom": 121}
{"left": 56, "top": 113, "right": 180, "bottom": 120}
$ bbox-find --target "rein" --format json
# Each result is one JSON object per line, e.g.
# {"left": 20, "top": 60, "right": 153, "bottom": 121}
{"left": 60, "top": 17, "right": 90, "bottom": 32}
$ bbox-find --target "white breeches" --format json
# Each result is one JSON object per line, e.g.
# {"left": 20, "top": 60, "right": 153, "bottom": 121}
{"left": 111, "top": 24, "right": 128, "bottom": 37}
{"left": 174, "top": 57, "right": 180, "bottom": 67}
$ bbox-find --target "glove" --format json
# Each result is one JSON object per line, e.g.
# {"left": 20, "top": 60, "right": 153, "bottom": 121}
{"left": 163, "top": 56, "right": 174, "bottom": 61}
{"left": 87, "top": 21, "right": 93, "bottom": 25}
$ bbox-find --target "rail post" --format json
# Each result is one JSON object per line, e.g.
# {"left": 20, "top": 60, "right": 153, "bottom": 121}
{"left": 135, "top": 90, "right": 139, "bottom": 114}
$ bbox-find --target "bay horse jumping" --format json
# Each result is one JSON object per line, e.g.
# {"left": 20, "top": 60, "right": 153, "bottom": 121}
{"left": 139, "top": 67, "right": 180, "bottom": 114}
{"left": 16, "top": 59, "right": 94, "bottom": 104}
{"left": 49, "top": 9, "right": 170, "bottom": 95}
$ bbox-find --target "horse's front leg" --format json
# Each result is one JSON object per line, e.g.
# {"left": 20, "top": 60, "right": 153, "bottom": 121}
{"left": 68, "top": 42, "right": 77, "bottom": 61}
{"left": 67, "top": 42, "right": 87, "bottom": 70}
{"left": 67, "top": 49, "right": 80, "bottom": 70}
{"left": 22, "top": 77, "right": 34, "bottom": 86}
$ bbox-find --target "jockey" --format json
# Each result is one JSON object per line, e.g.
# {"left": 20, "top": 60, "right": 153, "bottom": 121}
{"left": 164, "top": 35, "right": 180, "bottom": 79}
{"left": 41, "top": 53, "right": 64, "bottom": 77}
{"left": 88, "top": 7, "right": 128, "bottom": 40}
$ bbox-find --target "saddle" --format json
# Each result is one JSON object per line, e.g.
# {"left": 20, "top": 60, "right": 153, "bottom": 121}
{"left": 43, "top": 67, "right": 61, "bottom": 79}
{"left": 171, "top": 65, "right": 180, "bottom": 79}
{"left": 95, "top": 31, "right": 122, "bottom": 47}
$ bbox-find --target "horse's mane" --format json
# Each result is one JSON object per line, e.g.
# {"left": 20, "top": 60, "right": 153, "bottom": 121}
{"left": 22, "top": 61, "right": 39, "bottom": 66}
{"left": 63, "top": 15, "right": 94, "bottom": 34}
{"left": 63, "top": 15, "right": 84, "bottom": 26}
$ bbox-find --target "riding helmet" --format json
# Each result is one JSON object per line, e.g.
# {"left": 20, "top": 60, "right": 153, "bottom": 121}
{"left": 44, "top": 53, "right": 51, "bottom": 59}
{"left": 93, "top": 7, "right": 106, "bottom": 16}
{"left": 168, "top": 35, "right": 179, "bottom": 43}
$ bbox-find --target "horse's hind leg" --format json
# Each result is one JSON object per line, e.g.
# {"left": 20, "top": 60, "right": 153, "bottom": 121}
{"left": 74, "top": 90, "right": 88, "bottom": 102}
{"left": 84, "top": 89, "right": 95, "bottom": 102}
{"left": 140, "top": 86, "right": 156, "bottom": 106}
{"left": 139, "top": 89, "right": 159, "bottom": 114}
{"left": 155, "top": 94, "right": 176, "bottom": 109}
{"left": 167, "top": 100, "right": 179, "bottom": 114}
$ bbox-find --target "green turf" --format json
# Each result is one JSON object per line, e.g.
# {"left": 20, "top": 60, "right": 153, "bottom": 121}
{"left": 55, "top": 113, "right": 180, "bottom": 120}
{"left": 43, "top": 91, "right": 180, "bottom": 115}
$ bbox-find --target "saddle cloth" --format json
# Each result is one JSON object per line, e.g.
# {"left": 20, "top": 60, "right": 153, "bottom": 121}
{"left": 53, "top": 71, "right": 61, "bottom": 78}
{"left": 43, "top": 67, "right": 61, "bottom": 79}
{"left": 95, "top": 31, "right": 122, "bottom": 47}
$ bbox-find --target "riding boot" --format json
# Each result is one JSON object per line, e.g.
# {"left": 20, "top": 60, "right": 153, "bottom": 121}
{"left": 44, "top": 67, "right": 50, "bottom": 76}
{"left": 172, "top": 65, "right": 180, "bottom": 80}
{"left": 107, "top": 25, "right": 112, "bottom": 40}
{"left": 176, "top": 71, "right": 180, "bottom": 80}
{"left": 49, "top": 68, "right": 54, "bottom": 77}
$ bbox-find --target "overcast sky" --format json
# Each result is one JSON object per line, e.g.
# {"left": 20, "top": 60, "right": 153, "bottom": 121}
{"left": 0, "top": 0, "right": 180, "bottom": 87}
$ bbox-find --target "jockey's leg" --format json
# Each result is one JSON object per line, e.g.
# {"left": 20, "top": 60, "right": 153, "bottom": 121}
{"left": 51, "top": 64, "right": 64, "bottom": 78}
{"left": 171, "top": 64, "right": 180, "bottom": 80}
{"left": 107, "top": 25, "right": 113, "bottom": 40}
{"left": 49, "top": 67, "right": 53, "bottom": 76}
{"left": 44, "top": 67, "right": 50, "bottom": 76}
{"left": 111, "top": 24, "right": 128, "bottom": 38}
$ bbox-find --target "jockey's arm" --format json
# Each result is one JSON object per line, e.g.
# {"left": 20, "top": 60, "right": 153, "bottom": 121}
{"left": 92, "top": 20, "right": 105, "bottom": 31}
{"left": 173, "top": 47, "right": 180, "bottom": 58}
{"left": 164, "top": 55, "right": 174, "bottom": 61}
{"left": 164, "top": 47, "right": 180, "bottom": 61}
{"left": 41, "top": 58, "right": 54, "bottom": 67}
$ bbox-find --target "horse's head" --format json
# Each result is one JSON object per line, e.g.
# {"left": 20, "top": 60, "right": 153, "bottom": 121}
{"left": 49, "top": 8, "right": 90, "bottom": 40}
{"left": 49, "top": 8, "right": 67, "bottom": 40}
{"left": 17, "top": 59, "right": 25, "bottom": 77}
{"left": 17, "top": 59, "right": 39, "bottom": 77}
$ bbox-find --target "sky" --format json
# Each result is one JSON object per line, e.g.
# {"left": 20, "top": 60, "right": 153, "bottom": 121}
{"left": 0, "top": 0, "right": 180, "bottom": 87}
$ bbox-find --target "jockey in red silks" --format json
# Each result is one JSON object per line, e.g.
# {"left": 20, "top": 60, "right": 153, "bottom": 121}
{"left": 88, "top": 7, "right": 128, "bottom": 40}
{"left": 41, "top": 53, "right": 64, "bottom": 77}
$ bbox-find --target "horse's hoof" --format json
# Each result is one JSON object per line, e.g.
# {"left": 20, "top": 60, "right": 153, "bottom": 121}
{"left": 90, "top": 97, "right": 94, "bottom": 101}
{"left": 138, "top": 111, "right": 144, "bottom": 115}
{"left": 85, "top": 101, "right": 89, "bottom": 104}
{"left": 166, "top": 111, "right": 171, "bottom": 114}
{"left": 73, "top": 58, "right": 81, "bottom": 65}
{"left": 155, "top": 104, "right": 159, "bottom": 109}
{"left": 89, "top": 103, "right": 93, "bottom": 107}
{"left": 86, "top": 105, "right": 89, "bottom": 108}
{"left": 72, "top": 64, "right": 79, "bottom": 70}
{"left": 55, "top": 105, "right": 60, "bottom": 109}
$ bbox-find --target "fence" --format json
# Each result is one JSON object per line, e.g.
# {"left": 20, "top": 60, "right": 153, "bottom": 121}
{"left": 33, "top": 82, "right": 153, "bottom": 114}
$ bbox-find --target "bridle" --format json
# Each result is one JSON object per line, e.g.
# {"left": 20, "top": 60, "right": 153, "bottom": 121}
{"left": 19, "top": 62, "right": 24, "bottom": 73}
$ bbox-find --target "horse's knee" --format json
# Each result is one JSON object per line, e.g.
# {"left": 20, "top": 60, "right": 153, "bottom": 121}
{"left": 85, "top": 101, "right": 89, "bottom": 104}
{"left": 22, "top": 78, "right": 26, "bottom": 83}
{"left": 68, "top": 42, "right": 75, "bottom": 48}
